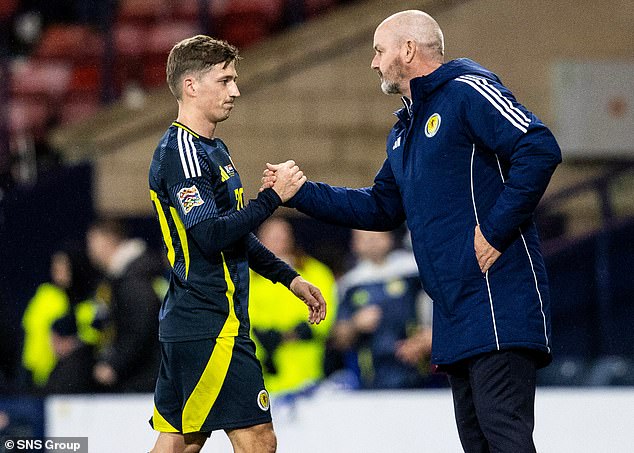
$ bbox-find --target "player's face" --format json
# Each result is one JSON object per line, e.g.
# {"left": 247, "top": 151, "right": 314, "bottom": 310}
{"left": 371, "top": 26, "right": 406, "bottom": 95}
{"left": 194, "top": 60, "right": 240, "bottom": 124}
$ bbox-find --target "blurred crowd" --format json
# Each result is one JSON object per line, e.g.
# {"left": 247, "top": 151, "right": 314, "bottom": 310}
{"left": 4, "top": 214, "right": 447, "bottom": 397}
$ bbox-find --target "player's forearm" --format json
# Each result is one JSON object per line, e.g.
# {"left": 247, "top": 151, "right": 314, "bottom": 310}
{"left": 190, "top": 189, "right": 281, "bottom": 255}
{"left": 246, "top": 233, "right": 299, "bottom": 287}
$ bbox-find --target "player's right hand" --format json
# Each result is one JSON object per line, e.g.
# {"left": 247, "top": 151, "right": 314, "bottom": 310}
{"left": 289, "top": 276, "right": 327, "bottom": 324}
{"left": 263, "top": 161, "right": 306, "bottom": 201}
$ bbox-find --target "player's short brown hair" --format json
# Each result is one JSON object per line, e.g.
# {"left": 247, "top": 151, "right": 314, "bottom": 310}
{"left": 166, "top": 35, "right": 240, "bottom": 100}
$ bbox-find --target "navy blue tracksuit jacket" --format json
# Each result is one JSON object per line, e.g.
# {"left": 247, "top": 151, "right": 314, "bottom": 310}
{"left": 288, "top": 58, "right": 562, "bottom": 367}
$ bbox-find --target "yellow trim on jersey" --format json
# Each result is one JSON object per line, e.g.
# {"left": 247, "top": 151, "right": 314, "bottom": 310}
{"left": 169, "top": 206, "right": 190, "bottom": 279}
{"left": 151, "top": 190, "right": 175, "bottom": 266}
{"left": 152, "top": 405, "right": 179, "bottom": 433}
{"left": 180, "top": 254, "right": 241, "bottom": 433}
{"left": 219, "top": 165, "right": 230, "bottom": 182}
{"left": 219, "top": 253, "right": 240, "bottom": 337}
{"left": 172, "top": 122, "right": 200, "bottom": 138}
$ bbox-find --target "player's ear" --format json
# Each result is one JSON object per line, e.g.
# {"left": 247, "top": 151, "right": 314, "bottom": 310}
{"left": 182, "top": 75, "right": 196, "bottom": 99}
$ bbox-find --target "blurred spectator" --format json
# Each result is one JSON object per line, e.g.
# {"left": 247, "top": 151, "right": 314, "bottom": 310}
{"left": 21, "top": 244, "right": 98, "bottom": 390}
{"left": 40, "top": 313, "right": 97, "bottom": 394}
{"left": 333, "top": 229, "right": 441, "bottom": 389}
{"left": 249, "top": 216, "right": 337, "bottom": 395}
{"left": 86, "top": 218, "right": 162, "bottom": 392}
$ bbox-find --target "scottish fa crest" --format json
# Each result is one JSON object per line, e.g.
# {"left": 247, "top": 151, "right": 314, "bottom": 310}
{"left": 425, "top": 113, "right": 441, "bottom": 138}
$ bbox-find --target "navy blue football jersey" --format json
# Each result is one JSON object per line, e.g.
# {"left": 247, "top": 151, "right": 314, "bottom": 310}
{"left": 149, "top": 122, "right": 292, "bottom": 341}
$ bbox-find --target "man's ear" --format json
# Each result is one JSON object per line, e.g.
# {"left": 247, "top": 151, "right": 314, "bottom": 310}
{"left": 182, "top": 75, "right": 196, "bottom": 98}
{"left": 403, "top": 39, "right": 416, "bottom": 64}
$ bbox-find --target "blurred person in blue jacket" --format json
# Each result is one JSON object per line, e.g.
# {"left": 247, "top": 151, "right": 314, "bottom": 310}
{"left": 263, "top": 9, "right": 561, "bottom": 453}
{"left": 333, "top": 229, "right": 437, "bottom": 389}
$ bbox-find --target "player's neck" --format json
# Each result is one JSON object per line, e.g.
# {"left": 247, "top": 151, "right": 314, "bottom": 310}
{"left": 176, "top": 111, "right": 216, "bottom": 139}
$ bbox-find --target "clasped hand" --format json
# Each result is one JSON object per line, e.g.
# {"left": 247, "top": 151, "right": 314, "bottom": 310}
{"left": 260, "top": 160, "right": 305, "bottom": 202}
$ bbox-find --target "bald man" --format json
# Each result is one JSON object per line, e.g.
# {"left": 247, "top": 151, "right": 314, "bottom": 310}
{"left": 265, "top": 9, "right": 561, "bottom": 452}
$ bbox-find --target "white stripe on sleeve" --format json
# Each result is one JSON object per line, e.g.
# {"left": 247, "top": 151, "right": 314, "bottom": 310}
{"left": 456, "top": 76, "right": 529, "bottom": 133}
{"left": 177, "top": 128, "right": 191, "bottom": 179}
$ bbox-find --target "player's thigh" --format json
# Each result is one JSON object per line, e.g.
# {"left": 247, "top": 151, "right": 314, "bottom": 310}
{"left": 151, "top": 431, "right": 207, "bottom": 453}
{"left": 225, "top": 422, "right": 276, "bottom": 453}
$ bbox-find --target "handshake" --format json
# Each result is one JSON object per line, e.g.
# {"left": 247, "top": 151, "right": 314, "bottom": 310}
{"left": 259, "top": 160, "right": 306, "bottom": 203}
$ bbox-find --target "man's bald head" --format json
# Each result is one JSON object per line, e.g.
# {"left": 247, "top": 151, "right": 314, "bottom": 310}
{"left": 377, "top": 10, "right": 444, "bottom": 63}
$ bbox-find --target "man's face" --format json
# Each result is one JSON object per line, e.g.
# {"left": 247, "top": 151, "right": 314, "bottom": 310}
{"left": 192, "top": 60, "right": 240, "bottom": 124}
{"left": 352, "top": 230, "right": 394, "bottom": 262}
{"left": 371, "top": 25, "right": 405, "bottom": 95}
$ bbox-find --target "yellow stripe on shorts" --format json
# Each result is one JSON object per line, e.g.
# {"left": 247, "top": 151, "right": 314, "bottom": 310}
{"left": 181, "top": 254, "right": 241, "bottom": 432}
{"left": 152, "top": 405, "right": 179, "bottom": 433}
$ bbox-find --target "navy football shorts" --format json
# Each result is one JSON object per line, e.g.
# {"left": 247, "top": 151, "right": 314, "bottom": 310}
{"left": 150, "top": 335, "right": 272, "bottom": 434}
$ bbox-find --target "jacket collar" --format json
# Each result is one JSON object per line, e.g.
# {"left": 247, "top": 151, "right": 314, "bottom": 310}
{"left": 394, "top": 96, "right": 413, "bottom": 123}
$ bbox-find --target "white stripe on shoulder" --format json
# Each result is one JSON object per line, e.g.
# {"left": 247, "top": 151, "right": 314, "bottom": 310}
{"left": 460, "top": 75, "right": 530, "bottom": 125}
{"left": 181, "top": 130, "right": 197, "bottom": 178}
{"left": 176, "top": 127, "right": 191, "bottom": 179}
{"left": 455, "top": 76, "right": 528, "bottom": 133}
{"left": 188, "top": 133, "right": 202, "bottom": 177}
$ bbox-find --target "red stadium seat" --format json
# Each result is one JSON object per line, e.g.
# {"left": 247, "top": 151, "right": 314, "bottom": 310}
{"left": 211, "top": 0, "right": 284, "bottom": 24}
{"left": 34, "top": 24, "right": 105, "bottom": 63}
{"left": 10, "top": 59, "right": 72, "bottom": 99}
{"left": 114, "top": 23, "right": 147, "bottom": 58}
{"left": 141, "top": 21, "right": 200, "bottom": 88}
{"left": 212, "top": 0, "right": 284, "bottom": 48}
{"left": 8, "top": 99, "right": 50, "bottom": 134}
{"left": 117, "top": 0, "right": 170, "bottom": 24}
{"left": 146, "top": 21, "right": 201, "bottom": 56}
{"left": 68, "top": 64, "right": 102, "bottom": 96}
{"left": 167, "top": 0, "right": 201, "bottom": 21}
{"left": 0, "top": 0, "right": 18, "bottom": 19}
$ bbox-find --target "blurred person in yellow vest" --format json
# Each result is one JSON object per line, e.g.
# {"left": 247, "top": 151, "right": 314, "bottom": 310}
{"left": 249, "top": 216, "right": 337, "bottom": 395}
{"left": 21, "top": 244, "right": 100, "bottom": 389}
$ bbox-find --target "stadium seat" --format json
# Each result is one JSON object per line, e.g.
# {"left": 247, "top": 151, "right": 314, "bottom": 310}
{"left": 68, "top": 64, "right": 102, "bottom": 96}
{"left": 167, "top": 0, "right": 201, "bottom": 21}
{"left": 114, "top": 23, "right": 147, "bottom": 58}
{"left": 10, "top": 59, "right": 72, "bottom": 99}
{"left": 117, "top": 0, "right": 170, "bottom": 24}
{"left": 146, "top": 21, "right": 201, "bottom": 56}
{"left": 34, "top": 24, "right": 105, "bottom": 63}
{"left": 8, "top": 99, "right": 51, "bottom": 134}
{"left": 212, "top": 0, "right": 284, "bottom": 48}
{"left": 141, "top": 21, "right": 200, "bottom": 88}
{"left": 0, "top": 0, "right": 18, "bottom": 19}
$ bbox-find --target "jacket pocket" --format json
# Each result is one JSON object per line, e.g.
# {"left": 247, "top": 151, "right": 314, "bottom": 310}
{"left": 458, "top": 227, "right": 484, "bottom": 281}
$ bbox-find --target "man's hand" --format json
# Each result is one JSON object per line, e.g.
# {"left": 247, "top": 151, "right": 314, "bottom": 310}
{"left": 94, "top": 362, "right": 118, "bottom": 386}
{"left": 474, "top": 225, "right": 501, "bottom": 273}
{"left": 352, "top": 305, "right": 382, "bottom": 334}
{"left": 289, "top": 276, "right": 327, "bottom": 324}
{"left": 260, "top": 167, "right": 275, "bottom": 192}
{"left": 264, "top": 160, "right": 306, "bottom": 202}
{"left": 395, "top": 327, "right": 432, "bottom": 365}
